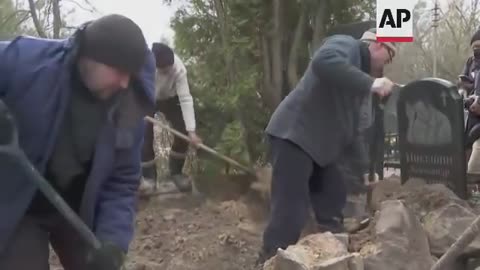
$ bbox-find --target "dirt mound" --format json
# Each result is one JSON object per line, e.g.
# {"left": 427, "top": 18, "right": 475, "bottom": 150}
{"left": 348, "top": 218, "right": 377, "bottom": 253}
{"left": 125, "top": 194, "right": 264, "bottom": 270}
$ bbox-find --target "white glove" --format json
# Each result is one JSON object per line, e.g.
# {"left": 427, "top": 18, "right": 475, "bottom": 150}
{"left": 371, "top": 77, "right": 394, "bottom": 98}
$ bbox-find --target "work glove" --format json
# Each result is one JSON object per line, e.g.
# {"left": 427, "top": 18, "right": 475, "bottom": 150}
{"left": 85, "top": 242, "right": 125, "bottom": 270}
{"left": 370, "top": 77, "right": 394, "bottom": 98}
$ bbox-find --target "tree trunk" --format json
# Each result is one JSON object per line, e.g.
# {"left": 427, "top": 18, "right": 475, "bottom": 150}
{"left": 52, "top": 0, "right": 61, "bottom": 38}
{"left": 311, "top": 0, "right": 328, "bottom": 53}
{"left": 271, "top": 0, "right": 283, "bottom": 105}
{"left": 213, "top": 0, "right": 234, "bottom": 89}
{"left": 213, "top": 0, "right": 255, "bottom": 165}
{"left": 260, "top": 34, "right": 280, "bottom": 111}
{"left": 27, "top": 0, "right": 47, "bottom": 38}
{"left": 237, "top": 99, "right": 263, "bottom": 164}
{"left": 287, "top": 2, "right": 307, "bottom": 90}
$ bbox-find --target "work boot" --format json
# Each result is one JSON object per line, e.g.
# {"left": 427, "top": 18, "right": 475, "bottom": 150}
{"left": 142, "top": 163, "right": 157, "bottom": 183}
{"left": 138, "top": 177, "right": 156, "bottom": 195}
{"left": 168, "top": 153, "right": 191, "bottom": 192}
{"left": 169, "top": 174, "right": 192, "bottom": 193}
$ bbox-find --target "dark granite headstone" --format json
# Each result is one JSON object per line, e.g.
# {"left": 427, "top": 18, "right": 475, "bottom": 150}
{"left": 397, "top": 78, "right": 467, "bottom": 199}
{"left": 383, "top": 85, "right": 402, "bottom": 133}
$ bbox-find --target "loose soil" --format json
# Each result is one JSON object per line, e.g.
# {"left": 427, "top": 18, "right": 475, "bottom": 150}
{"left": 125, "top": 192, "right": 265, "bottom": 270}
{"left": 48, "top": 172, "right": 268, "bottom": 270}
{"left": 348, "top": 216, "right": 377, "bottom": 253}
{"left": 49, "top": 173, "right": 425, "bottom": 270}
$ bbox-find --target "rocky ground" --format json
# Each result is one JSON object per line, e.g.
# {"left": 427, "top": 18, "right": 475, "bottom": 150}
{"left": 264, "top": 177, "right": 480, "bottom": 270}
{"left": 50, "top": 174, "right": 270, "bottom": 270}
{"left": 48, "top": 121, "right": 480, "bottom": 269}
{"left": 50, "top": 170, "right": 480, "bottom": 270}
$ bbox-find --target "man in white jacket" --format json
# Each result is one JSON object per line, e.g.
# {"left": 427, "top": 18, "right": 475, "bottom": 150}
{"left": 141, "top": 42, "right": 202, "bottom": 192}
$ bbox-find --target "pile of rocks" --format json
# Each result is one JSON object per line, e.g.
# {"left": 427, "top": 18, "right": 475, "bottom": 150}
{"left": 263, "top": 179, "right": 480, "bottom": 270}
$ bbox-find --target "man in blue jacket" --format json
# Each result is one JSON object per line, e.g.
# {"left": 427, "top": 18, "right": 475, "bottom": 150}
{"left": 0, "top": 14, "right": 155, "bottom": 270}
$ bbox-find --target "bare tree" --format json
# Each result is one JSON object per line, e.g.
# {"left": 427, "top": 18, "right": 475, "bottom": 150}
{"left": 27, "top": 0, "right": 47, "bottom": 37}
{"left": 386, "top": 0, "right": 480, "bottom": 84}
{"left": 24, "top": 0, "right": 98, "bottom": 38}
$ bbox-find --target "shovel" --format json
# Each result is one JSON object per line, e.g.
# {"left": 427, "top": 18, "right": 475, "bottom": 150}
{"left": 143, "top": 116, "right": 272, "bottom": 200}
{"left": 144, "top": 116, "right": 256, "bottom": 175}
{"left": 144, "top": 116, "right": 274, "bottom": 216}
{"left": 0, "top": 102, "right": 101, "bottom": 251}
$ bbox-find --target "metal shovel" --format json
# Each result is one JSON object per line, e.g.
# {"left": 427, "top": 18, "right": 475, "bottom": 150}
{"left": 0, "top": 101, "right": 101, "bottom": 250}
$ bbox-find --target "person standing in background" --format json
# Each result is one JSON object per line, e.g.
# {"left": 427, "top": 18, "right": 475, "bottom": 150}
{"left": 141, "top": 42, "right": 202, "bottom": 193}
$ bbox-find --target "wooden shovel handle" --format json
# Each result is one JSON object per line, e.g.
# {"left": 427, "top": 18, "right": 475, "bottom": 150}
{"left": 144, "top": 116, "right": 255, "bottom": 175}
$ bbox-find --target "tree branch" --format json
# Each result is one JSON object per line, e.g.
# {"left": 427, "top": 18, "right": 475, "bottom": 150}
{"left": 0, "top": 9, "right": 29, "bottom": 28}
{"left": 311, "top": 0, "right": 328, "bottom": 52}
{"left": 63, "top": 0, "right": 98, "bottom": 13}
{"left": 454, "top": 2, "right": 469, "bottom": 29}
{"left": 27, "top": 0, "right": 47, "bottom": 38}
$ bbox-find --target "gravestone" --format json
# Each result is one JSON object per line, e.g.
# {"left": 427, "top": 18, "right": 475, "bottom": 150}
{"left": 397, "top": 78, "right": 467, "bottom": 199}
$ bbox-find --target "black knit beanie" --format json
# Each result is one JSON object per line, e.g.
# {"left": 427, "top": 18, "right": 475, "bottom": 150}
{"left": 471, "top": 29, "right": 480, "bottom": 45}
{"left": 151, "top": 42, "right": 174, "bottom": 68}
{"left": 80, "top": 14, "right": 147, "bottom": 74}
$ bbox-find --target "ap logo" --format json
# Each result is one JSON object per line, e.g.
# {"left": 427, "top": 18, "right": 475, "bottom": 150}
{"left": 376, "top": 0, "right": 416, "bottom": 42}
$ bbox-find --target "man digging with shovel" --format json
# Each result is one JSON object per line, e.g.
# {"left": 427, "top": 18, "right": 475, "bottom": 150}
{"left": 258, "top": 28, "right": 397, "bottom": 264}
{"left": 0, "top": 14, "right": 155, "bottom": 270}
{"left": 140, "top": 42, "right": 202, "bottom": 194}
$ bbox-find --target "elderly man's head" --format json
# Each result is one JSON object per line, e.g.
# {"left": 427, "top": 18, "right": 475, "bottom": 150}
{"left": 360, "top": 28, "right": 396, "bottom": 75}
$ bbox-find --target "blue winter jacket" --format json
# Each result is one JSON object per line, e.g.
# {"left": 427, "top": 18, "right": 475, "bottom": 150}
{"left": 0, "top": 33, "right": 156, "bottom": 253}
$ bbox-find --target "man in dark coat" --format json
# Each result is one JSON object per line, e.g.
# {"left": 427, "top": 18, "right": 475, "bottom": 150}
{"left": 259, "top": 28, "right": 397, "bottom": 262}
{"left": 0, "top": 14, "right": 155, "bottom": 270}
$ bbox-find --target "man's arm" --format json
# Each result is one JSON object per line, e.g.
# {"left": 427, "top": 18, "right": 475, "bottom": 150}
{"left": 93, "top": 50, "right": 156, "bottom": 252}
{"left": 175, "top": 66, "right": 196, "bottom": 132}
{"left": 311, "top": 36, "right": 374, "bottom": 96}
{"left": 94, "top": 123, "right": 144, "bottom": 252}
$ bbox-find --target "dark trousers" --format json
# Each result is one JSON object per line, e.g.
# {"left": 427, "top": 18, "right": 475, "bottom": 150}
{"left": 262, "top": 136, "right": 347, "bottom": 257}
{"left": 0, "top": 213, "right": 89, "bottom": 270}
{"left": 142, "top": 96, "right": 189, "bottom": 178}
